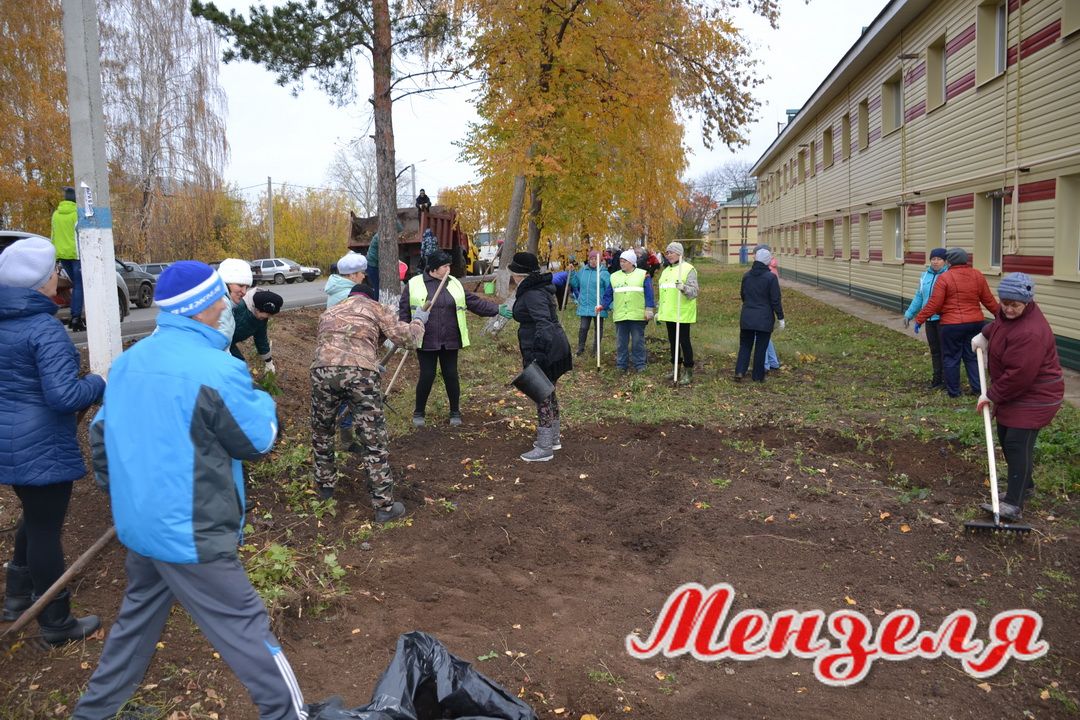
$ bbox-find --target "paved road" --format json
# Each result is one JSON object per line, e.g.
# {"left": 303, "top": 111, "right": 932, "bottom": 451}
{"left": 72, "top": 278, "right": 329, "bottom": 345}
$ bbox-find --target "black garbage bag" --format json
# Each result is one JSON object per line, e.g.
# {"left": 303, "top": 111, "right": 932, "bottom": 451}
{"left": 307, "top": 631, "right": 538, "bottom": 720}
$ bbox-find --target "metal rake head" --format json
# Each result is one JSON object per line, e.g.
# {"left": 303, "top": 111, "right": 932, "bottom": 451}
{"left": 964, "top": 518, "right": 1033, "bottom": 536}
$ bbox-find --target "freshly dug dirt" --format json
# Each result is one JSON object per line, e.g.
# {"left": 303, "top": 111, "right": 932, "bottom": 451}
{"left": 1, "top": 309, "right": 1078, "bottom": 719}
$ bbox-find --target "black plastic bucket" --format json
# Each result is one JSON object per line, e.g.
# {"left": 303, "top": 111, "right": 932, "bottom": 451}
{"left": 510, "top": 361, "right": 554, "bottom": 404}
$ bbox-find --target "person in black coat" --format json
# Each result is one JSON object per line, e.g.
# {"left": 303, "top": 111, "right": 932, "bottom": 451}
{"left": 416, "top": 189, "right": 432, "bottom": 214}
{"left": 735, "top": 247, "right": 785, "bottom": 382}
{"left": 505, "top": 252, "right": 571, "bottom": 462}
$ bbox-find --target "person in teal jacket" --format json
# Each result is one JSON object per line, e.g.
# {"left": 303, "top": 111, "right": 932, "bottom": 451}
{"left": 325, "top": 252, "right": 368, "bottom": 308}
{"left": 904, "top": 247, "right": 949, "bottom": 389}
{"left": 76, "top": 261, "right": 305, "bottom": 720}
{"left": 569, "top": 250, "right": 611, "bottom": 356}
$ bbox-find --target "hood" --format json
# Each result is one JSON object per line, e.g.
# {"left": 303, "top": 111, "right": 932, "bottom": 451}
{"left": 324, "top": 274, "right": 354, "bottom": 295}
{"left": 155, "top": 307, "right": 229, "bottom": 350}
{"left": 54, "top": 200, "right": 78, "bottom": 218}
{"left": 0, "top": 286, "right": 60, "bottom": 320}
{"left": 517, "top": 271, "right": 554, "bottom": 295}
{"left": 748, "top": 261, "right": 770, "bottom": 275}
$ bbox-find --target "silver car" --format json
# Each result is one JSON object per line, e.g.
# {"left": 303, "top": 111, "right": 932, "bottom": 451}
{"left": 251, "top": 257, "right": 304, "bottom": 284}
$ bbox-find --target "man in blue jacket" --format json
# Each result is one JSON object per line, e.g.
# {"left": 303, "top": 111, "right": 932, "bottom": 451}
{"left": 74, "top": 262, "right": 306, "bottom": 720}
{"left": 904, "top": 247, "right": 949, "bottom": 390}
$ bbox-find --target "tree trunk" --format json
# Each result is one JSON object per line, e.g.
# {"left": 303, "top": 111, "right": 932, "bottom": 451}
{"left": 372, "top": 0, "right": 399, "bottom": 306}
{"left": 526, "top": 182, "right": 542, "bottom": 255}
{"left": 496, "top": 173, "right": 528, "bottom": 296}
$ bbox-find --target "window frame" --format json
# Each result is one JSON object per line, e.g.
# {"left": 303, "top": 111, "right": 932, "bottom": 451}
{"left": 857, "top": 99, "right": 869, "bottom": 150}
{"left": 927, "top": 35, "right": 947, "bottom": 112}
{"left": 882, "top": 72, "right": 903, "bottom": 136}
{"left": 823, "top": 126, "right": 834, "bottom": 169}
{"left": 977, "top": 0, "right": 1008, "bottom": 85}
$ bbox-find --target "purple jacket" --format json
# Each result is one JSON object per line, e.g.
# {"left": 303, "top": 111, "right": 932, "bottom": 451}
{"left": 398, "top": 272, "right": 499, "bottom": 350}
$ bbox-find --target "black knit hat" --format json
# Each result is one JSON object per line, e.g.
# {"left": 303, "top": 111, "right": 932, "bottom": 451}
{"left": 349, "top": 282, "right": 376, "bottom": 300}
{"left": 427, "top": 249, "right": 452, "bottom": 270}
{"left": 253, "top": 290, "right": 283, "bottom": 315}
{"left": 63, "top": 186, "right": 76, "bottom": 201}
{"left": 508, "top": 252, "right": 540, "bottom": 274}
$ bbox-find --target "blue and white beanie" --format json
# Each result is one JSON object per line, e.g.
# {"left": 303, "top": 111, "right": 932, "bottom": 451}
{"left": 154, "top": 261, "right": 226, "bottom": 317}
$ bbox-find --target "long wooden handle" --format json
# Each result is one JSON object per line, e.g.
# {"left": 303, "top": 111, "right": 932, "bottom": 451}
{"left": 2, "top": 526, "right": 117, "bottom": 638}
{"left": 976, "top": 347, "right": 1001, "bottom": 519}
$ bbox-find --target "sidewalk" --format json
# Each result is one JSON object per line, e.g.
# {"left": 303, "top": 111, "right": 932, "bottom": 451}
{"left": 784, "top": 279, "right": 1080, "bottom": 409}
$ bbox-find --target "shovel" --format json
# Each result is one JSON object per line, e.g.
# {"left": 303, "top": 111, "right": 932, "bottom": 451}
{"left": 964, "top": 346, "right": 1032, "bottom": 536}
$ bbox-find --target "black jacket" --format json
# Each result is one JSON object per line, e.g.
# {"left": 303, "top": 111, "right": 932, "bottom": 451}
{"left": 512, "top": 273, "right": 572, "bottom": 383}
{"left": 739, "top": 261, "right": 784, "bottom": 332}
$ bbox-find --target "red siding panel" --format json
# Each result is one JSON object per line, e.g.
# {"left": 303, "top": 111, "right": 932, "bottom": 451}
{"left": 946, "top": 24, "right": 976, "bottom": 56}
{"left": 868, "top": 210, "right": 883, "bottom": 222}
{"left": 904, "top": 62, "right": 927, "bottom": 86}
{"left": 947, "top": 194, "right": 974, "bottom": 212}
{"left": 907, "top": 203, "right": 926, "bottom": 217}
{"left": 905, "top": 101, "right": 927, "bottom": 123}
{"left": 868, "top": 96, "right": 882, "bottom": 112}
{"left": 1002, "top": 255, "right": 1053, "bottom": 275}
{"left": 869, "top": 249, "right": 883, "bottom": 261}
{"left": 946, "top": 70, "right": 976, "bottom": 100}
{"left": 905, "top": 251, "right": 926, "bottom": 264}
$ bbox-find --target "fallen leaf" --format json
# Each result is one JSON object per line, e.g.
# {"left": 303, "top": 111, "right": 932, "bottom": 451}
{"left": 512, "top": 624, "right": 522, "bottom": 629}
{"left": 351, "top": 628, "right": 361, "bottom": 634}
{"left": 1040, "top": 689, "right": 1050, "bottom": 700}
{"left": 156, "top": 642, "right": 166, "bottom": 649}
{"left": 900, "top": 524, "right": 911, "bottom": 533}
{"left": 654, "top": 670, "right": 667, "bottom": 681}
{"left": 623, "top": 707, "right": 633, "bottom": 713}
{"left": 554, "top": 709, "right": 566, "bottom": 715}
{"left": 581, "top": 715, "right": 600, "bottom": 720}
{"left": 81, "top": 661, "right": 91, "bottom": 669}
{"left": 879, "top": 511, "right": 891, "bottom": 521}
{"left": 977, "top": 682, "right": 992, "bottom": 693}
{"left": 579, "top": 473, "right": 589, "bottom": 479}
{"left": 406, "top": 463, "right": 416, "bottom": 470}
{"left": 788, "top": 513, "right": 798, "bottom": 520}
{"left": 930, "top": 517, "right": 946, "bottom": 525}
{"left": 144, "top": 684, "right": 158, "bottom": 691}
{"left": 954, "top": 556, "right": 964, "bottom": 563}
{"left": 844, "top": 595, "right": 857, "bottom": 606}
{"left": 764, "top": 515, "right": 775, "bottom": 523}
{"left": 873, "top": 608, "right": 885, "bottom": 616}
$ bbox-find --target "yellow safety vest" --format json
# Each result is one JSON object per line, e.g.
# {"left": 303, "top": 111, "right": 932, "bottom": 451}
{"left": 408, "top": 274, "right": 470, "bottom": 347}
{"left": 610, "top": 268, "right": 647, "bottom": 322}
{"left": 656, "top": 262, "right": 696, "bottom": 324}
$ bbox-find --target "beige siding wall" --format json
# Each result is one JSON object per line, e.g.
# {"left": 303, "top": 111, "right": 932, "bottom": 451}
{"left": 754, "top": 0, "right": 1080, "bottom": 367}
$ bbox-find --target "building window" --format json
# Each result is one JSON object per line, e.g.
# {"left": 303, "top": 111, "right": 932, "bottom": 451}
{"left": 810, "top": 223, "right": 818, "bottom": 255}
{"left": 798, "top": 224, "right": 806, "bottom": 254}
{"left": 1066, "top": 0, "right": 1080, "bottom": 38}
{"left": 882, "top": 73, "right": 903, "bottom": 135}
{"left": 927, "top": 36, "right": 946, "bottom": 111}
{"left": 810, "top": 141, "right": 817, "bottom": 177}
{"left": 858, "top": 99, "right": 869, "bottom": 150}
{"left": 841, "top": 216, "right": 851, "bottom": 260}
{"left": 859, "top": 213, "right": 869, "bottom": 261}
{"left": 883, "top": 208, "right": 902, "bottom": 261}
{"left": 1054, "top": 173, "right": 1080, "bottom": 278}
{"left": 841, "top": 114, "right": 851, "bottom": 160}
{"left": 823, "top": 219, "right": 835, "bottom": 258}
{"left": 975, "top": 190, "right": 1005, "bottom": 270}
{"left": 798, "top": 150, "right": 806, "bottom": 184}
{"left": 823, "top": 127, "right": 834, "bottom": 168}
{"left": 977, "top": 1, "right": 1008, "bottom": 85}
{"left": 926, "top": 200, "right": 946, "bottom": 251}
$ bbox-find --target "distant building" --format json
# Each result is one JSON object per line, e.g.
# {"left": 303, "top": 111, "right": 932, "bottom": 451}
{"left": 752, "top": 0, "right": 1080, "bottom": 369}
{"left": 710, "top": 187, "right": 758, "bottom": 264}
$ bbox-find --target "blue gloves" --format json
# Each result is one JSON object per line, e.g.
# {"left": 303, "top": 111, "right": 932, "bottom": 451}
{"left": 914, "top": 322, "right": 922, "bottom": 335}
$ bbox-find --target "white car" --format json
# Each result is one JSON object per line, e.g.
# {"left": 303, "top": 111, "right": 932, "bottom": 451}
{"left": 300, "top": 265, "right": 322, "bottom": 281}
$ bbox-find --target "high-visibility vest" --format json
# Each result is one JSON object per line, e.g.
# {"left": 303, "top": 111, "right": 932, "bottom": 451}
{"left": 610, "top": 268, "right": 647, "bottom": 322}
{"left": 408, "top": 274, "right": 470, "bottom": 347}
{"left": 656, "top": 262, "right": 696, "bottom": 324}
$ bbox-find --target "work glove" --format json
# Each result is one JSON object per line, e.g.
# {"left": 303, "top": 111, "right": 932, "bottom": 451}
{"left": 913, "top": 323, "right": 921, "bottom": 335}
{"left": 382, "top": 339, "right": 396, "bottom": 351}
{"left": 264, "top": 360, "right": 276, "bottom": 375}
{"left": 976, "top": 394, "right": 992, "bottom": 414}
{"left": 971, "top": 333, "right": 988, "bottom": 354}
{"left": 498, "top": 304, "right": 513, "bottom": 319}
{"left": 778, "top": 319, "right": 786, "bottom": 330}
{"left": 903, "top": 317, "right": 911, "bottom": 329}
{"left": 413, "top": 308, "right": 431, "bottom": 324}
{"left": 645, "top": 309, "right": 655, "bottom": 321}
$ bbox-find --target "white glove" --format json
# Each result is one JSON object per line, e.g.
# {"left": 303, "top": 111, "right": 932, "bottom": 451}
{"left": 970, "top": 333, "right": 988, "bottom": 354}
{"left": 778, "top": 319, "right": 786, "bottom": 330}
{"left": 264, "top": 360, "right": 276, "bottom": 374}
{"left": 644, "top": 309, "right": 655, "bottom": 321}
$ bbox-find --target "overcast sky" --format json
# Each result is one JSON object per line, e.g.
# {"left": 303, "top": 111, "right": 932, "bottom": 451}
{"left": 215, "top": 0, "right": 885, "bottom": 202}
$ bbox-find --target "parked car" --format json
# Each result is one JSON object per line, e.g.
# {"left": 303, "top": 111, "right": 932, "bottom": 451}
{"left": 300, "top": 264, "right": 322, "bottom": 281}
{"left": 116, "top": 260, "right": 157, "bottom": 308}
{"left": 140, "top": 262, "right": 171, "bottom": 278}
{"left": 0, "top": 230, "right": 128, "bottom": 320}
{"left": 251, "top": 257, "right": 303, "bottom": 284}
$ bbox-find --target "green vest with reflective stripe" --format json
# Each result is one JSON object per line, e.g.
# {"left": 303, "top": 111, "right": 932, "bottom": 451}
{"left": 610, "top": 268, "right": 647, "bottom": 322}
{"left": 656, "top": 262, "right": 696, "bottom": 324}
{"left": 408, "top": 274, "right": 470, "bottom": 347}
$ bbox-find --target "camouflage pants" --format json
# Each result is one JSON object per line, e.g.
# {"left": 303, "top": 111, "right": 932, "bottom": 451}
{"left": 310, "top": 365, "right": 394, "bottom": 509}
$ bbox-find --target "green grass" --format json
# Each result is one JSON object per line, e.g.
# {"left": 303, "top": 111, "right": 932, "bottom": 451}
{"left": 452, "top": 260, "right": 1080, "bottom": 502}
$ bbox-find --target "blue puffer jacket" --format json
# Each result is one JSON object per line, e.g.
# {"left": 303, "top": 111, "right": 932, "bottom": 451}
{"left": 569, "top": 265, "right": 611, "bottom": 318}
{"left": 90, "top": 311, "right": 278, "bottom": 564}
{"left": 904, "top": 265, "right": 947, "bottom": 322}
{"left": 0, "top": 287, "right": 104, "bottom": 487}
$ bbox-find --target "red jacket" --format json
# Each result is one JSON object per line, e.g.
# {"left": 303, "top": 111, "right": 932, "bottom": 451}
{"left": 981, "top": 302, "right": 1064, "bottom": 429}
{"left": 914, "top": 263, "right": 999, "bottom": 326}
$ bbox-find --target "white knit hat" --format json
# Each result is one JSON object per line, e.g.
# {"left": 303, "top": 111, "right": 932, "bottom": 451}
{"left": 337, "top": 251, "right": 367, "bottom": 275}
{"left": 755, "top": 247, "right": 773, "bottom": 264}
{"left": 218, "top": 258, "right": 253, "bottom": 286}
{"left": 619, "top": 249, "right": 638, "bottom": 266}
{"left": 0, "top": 237, "right": 56, "bottom": 290}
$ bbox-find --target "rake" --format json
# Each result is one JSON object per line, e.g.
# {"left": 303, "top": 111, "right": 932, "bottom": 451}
{"left": 964, "top": 346, "right": 1032, "bottom": 536}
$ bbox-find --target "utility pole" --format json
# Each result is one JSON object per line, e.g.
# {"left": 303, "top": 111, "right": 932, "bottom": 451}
{"left": 61, "top": 0, "right": 122, "bottom": 374}
{"left": 267, "top": 176, "right": 275, "bottom": 257}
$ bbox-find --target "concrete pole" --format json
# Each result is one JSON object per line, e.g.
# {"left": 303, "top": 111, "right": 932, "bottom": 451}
{"left": 267, "top": 176, "right": 275, "bottom": 257}
{"left": 61, "top": 0, "right": 122, "bottom": 375}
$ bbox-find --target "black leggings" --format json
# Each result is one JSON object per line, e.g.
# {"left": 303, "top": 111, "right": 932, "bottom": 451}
{"left": 11, "top": 482, "right": 73, "bottom": 595}
{"left": 415, "top": 348, "right": 460, "bottom": 415}
{"left": 998, "top": 424, "right": 1039, "bottom": 508}
{"left": 665, "top": 321, "right": 694, "bottom": 368}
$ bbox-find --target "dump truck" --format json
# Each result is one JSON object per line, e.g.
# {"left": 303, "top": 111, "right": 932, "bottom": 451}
{"left": 348, "top": 206, "right": 475, "bottom": 277}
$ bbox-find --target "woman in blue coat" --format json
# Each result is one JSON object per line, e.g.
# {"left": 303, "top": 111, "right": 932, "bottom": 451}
{"left": 0, "top": 237, "right": 104, "bottom": 644}
{"left": 903, "top": 247, "right": 949, "bottom": 389}
{"left": 569, "top": 250, "right": 611, "bottom": 356}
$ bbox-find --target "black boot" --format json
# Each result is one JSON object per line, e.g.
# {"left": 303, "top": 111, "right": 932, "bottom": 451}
{"left": 3, "top": 563, "right": 33, "bottom": 621}
{"left": 68, "top": 317, "right": 86, "bottom": 332}
{"left": 37, "top": 590, "right": 99, "bottom": 645}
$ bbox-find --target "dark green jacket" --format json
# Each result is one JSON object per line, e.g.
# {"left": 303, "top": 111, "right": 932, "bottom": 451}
{"left": 229, "top": 302, "right": 271, "bottom": 361}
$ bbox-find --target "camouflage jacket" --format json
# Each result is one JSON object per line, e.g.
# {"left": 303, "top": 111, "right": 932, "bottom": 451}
{"left": 312, "top": 295, "right": 424, "bottom": 371}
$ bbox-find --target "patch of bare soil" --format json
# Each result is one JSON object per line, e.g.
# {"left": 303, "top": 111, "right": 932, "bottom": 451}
{"left": 1, "top": 309, "right": 1078, "bottom": 719}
